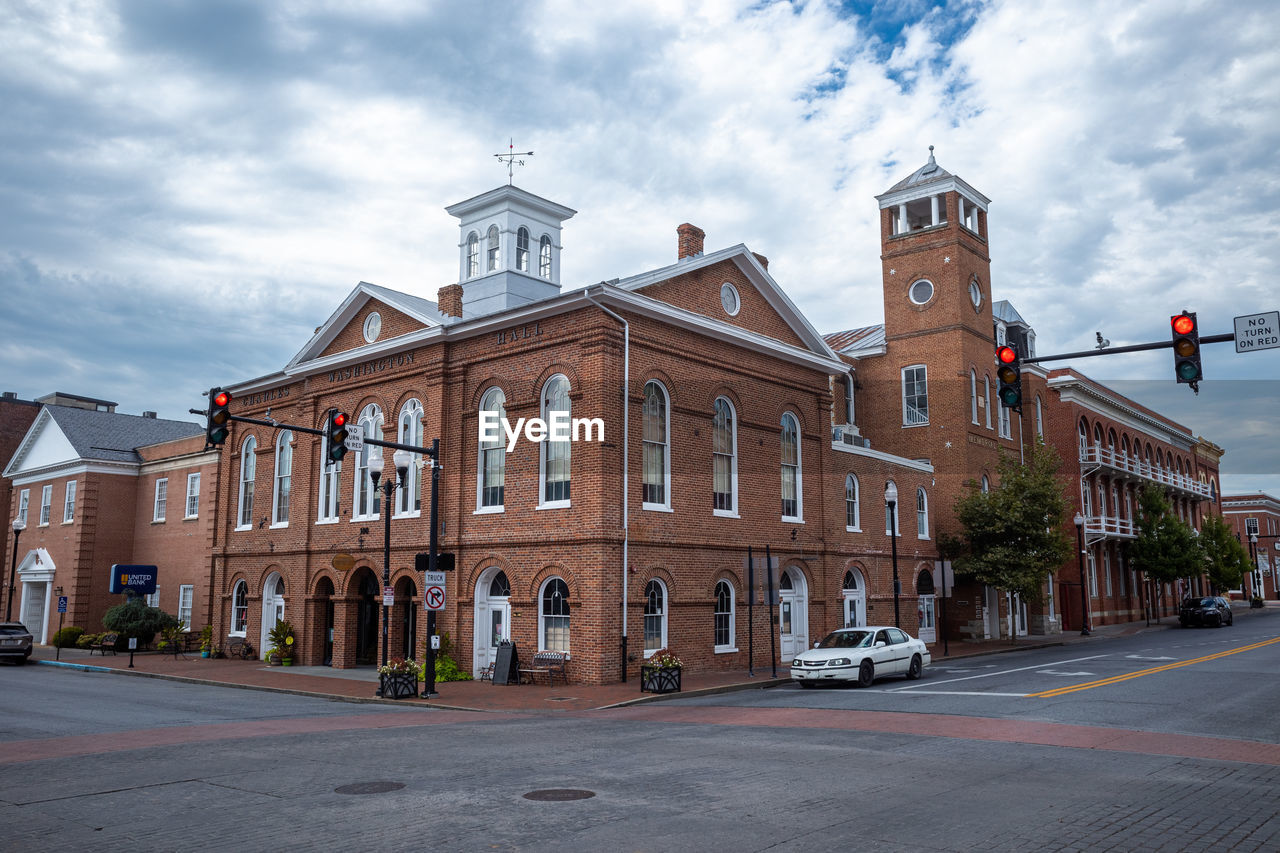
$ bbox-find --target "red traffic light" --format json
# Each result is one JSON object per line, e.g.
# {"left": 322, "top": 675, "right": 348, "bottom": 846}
{"left": 332, "top": 412, "right": 346, "bottom": 427}
{"left": 996, "top": 345, "right": 1017, "bottom": 364}
{"left": 212, "top": 390, "right": 230, "bottom": 408}
{"left": 1172, "top": 314, "right": 1195, "bottom": 336}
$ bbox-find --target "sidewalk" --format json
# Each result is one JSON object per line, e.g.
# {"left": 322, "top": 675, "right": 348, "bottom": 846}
{"left": 23, "top": 612, "right": 1208, "bottom": 714}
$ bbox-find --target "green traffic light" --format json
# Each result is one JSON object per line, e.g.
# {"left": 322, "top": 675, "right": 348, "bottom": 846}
{"left": 999, "top": 387, "right": 1021, "bottom": 406}
{"left": 1177, "top": 361, "right": 1201, "bottom": 381}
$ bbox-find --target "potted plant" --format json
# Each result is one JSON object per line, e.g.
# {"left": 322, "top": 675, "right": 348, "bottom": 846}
{"left": 640, "top": 649, "right": 683, "bottom": 694}
{"left": 267, "top": 620, "right": 297, "bottom": 666}
{"left": 378, "top": 658, "right": 420, "bottom": 700}
{"left": 1251, "top": 596, "right": 1264, "bottom": 609}
{"left": 199, "top": 624, "right": 214, "bottom": 658}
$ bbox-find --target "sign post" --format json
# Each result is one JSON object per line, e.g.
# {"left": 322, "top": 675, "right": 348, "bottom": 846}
{"left": 1233, "top": 311, "right": 1280, "bottom": 353}
{"left": 55, "top": 595, "right": 67, "bottom": 661}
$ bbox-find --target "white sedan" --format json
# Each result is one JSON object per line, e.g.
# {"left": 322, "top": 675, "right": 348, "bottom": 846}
{"left": 790, "top": 626, "right": 931, "bottom": 687}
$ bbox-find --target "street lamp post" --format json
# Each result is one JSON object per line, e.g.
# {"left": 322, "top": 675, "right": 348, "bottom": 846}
{"left": 6, "top": 518, "right": 24, "bottom": 622}
{"left": 1074, "top": 513, "right": 1090, "bottom": 635}
{"left": 885, "top": 482, "right": 900, "bottom": 628}
{"left": 368, "top": 449, "right": 412, "bottom": 696}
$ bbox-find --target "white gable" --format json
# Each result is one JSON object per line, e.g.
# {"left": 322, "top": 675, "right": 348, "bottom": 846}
{"left": 3, "top": 411, "right": 76, "bottom": 480}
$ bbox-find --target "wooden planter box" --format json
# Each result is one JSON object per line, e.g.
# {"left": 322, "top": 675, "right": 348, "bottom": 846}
{"left": 380, "top": 672, "right": 418, "bottom": 700}
{"left": 640, "top": 665, "right": 682, "bottom": 694}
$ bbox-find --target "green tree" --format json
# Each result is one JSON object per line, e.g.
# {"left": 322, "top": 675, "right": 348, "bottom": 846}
{"left": 102, "top": 598, "right": 179, "bottom": 645}
{"left": 1197, "top": 513, "right": 1251, "bottom": 593}
{"left": 952, "top": 438, "right": 1073, "bottom": 603}
{"left": 1127, "top": 484, "right": 1203, "bottom": 587}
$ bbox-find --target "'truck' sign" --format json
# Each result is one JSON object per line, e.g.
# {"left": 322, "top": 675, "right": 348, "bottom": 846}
{"left": 1234, "top": 311, "right": 1280, "bottom": 353}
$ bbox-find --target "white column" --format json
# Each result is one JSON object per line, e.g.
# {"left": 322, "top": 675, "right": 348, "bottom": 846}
{"left": 930, "top": 195, "right": 939, "bottom": 227}
{"left": 958, "top": 196, "right": 966, "bottom": 229}
{"left": 898, "top": 203, "right": 908, "bottom": 234}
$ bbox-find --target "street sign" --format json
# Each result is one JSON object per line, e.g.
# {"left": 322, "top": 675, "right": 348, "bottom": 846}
{"left": 1234, "top": 311, "right": 1280, "bottom": 353}
{"left": 109, "top": 564, "right": 158, "bottom": 595}
{"left": 424, "top": 575, "right": 446, "bottom": 611}
{"left": 424, "top": 571, "right": 446, "bottom": 586}
{"left": 57, "top": 596, "right": 67, "bottom": 613}
{"left": 332, "top": 553, "right": 354, "bottom": 572}
{"left": 382, "top": 586, "right": 395, "bottom": 607}
{"left": 345, "top": 423, "right": 365, "bottom": 453}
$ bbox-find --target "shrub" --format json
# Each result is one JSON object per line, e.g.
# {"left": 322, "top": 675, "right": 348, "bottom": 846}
{"left": 434, "top": 653, "right": 472, "bottom": 682}
{"left": 102, "top": 599, "right": 180, "bottom": 645}
{"left": 267, "top": 620, "right": 297, "bottom": 658}
{"left": 52, "top": 626, "right": 85, "bottom": 648}
{"left": 75, "top": 632, "right": 99, "bottom": 650}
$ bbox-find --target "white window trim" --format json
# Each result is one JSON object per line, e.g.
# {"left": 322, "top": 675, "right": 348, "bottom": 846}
{"left": 236, "top": 437, "right": 256, "bottom": 531}
{"left": 641, "top": 380, "right": 672, "bottom": 512}
{"left": 17, "top": 489, "right": 29, "bottom": 525}
{"left": 714, "top": 580, "right": 736, "bottom": 653}
{"left": 845, "top": 474, "right": 861, "bottom": 532}
{"left": 642, "top": 579, "right": 668, "bottom": 657}
{"left": 712, "top": 397, "right": 738, "bottom": 517}
{"left": 537, "top": 375, "right": 571, "bottom": 510}
{"left": 916, "top": 487, "right": 929, "bottom": 540}
{"left": 984, "top": 375, "right": 992, "bottom": 429}
{"left": 185, "top": 472, "right": 201, "bottom": 519}
{"left": 63, "top": 480, "right": 76, "bottom": 524}
{"left": 970, "top": 369, "right": 978, "bottom": 425}
{"left": 476, "top": 388, "right": 506, "bottom": 513}
{"left": 901, "top": 364, "right": 929, "bottom": 427}
{"left": 270, "top": 431, "right": 292, "bottom": 529}
{"left": 317, "top": 433, "right": 339, "bottom": 524}
{"left": 352, "top": 405, "right": 384, "bottom": 521}
{"left": 177, "top": 584, "right": 194, "bottom": 629}
{"left": 39, "top": 484, "right": 52, "bottom": 526}
{"left": 230, "top": 580, "right": 248, "bottom": 637}
{"left": 538, "top": 577, "right": 570, "bottom": 655}
{"left": 396, "top": 400, "right": 423, "bottom": 519}
{"left": 781, "top": 411, "right": 803, "bottom": 523}
{"left": 153, "top": 477, "right": 168, "bottom": 522}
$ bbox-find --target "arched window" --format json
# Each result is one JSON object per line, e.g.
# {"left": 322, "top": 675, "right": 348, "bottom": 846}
{"left": 1035, "top": 395, "right": 1043, "bottom": 437}
{"left": 842, "top": 569, "right": 865, "bottom": 627}
{"left": 981, "top": 475, "right": 990, "bottom": 494}
{"left": 478, "top": 387, "right": 506, "bottom": 510}
{"left": 489, "top": 571, "right": 511, "bottom": 597}
{"left": 984, "top": 375, "right": 992, "bottom": 429}
{"left": 540, "top": 578, "right": 570, "bottom": 653}
{"left": 916, "top": 487, "right": 929, "bottom": 539}
{"left": 970, "top": 369, "right": 978, "bottom": 424}
{"left": 781, "top": 412, "right": 801, "bottom": 519}
{"left": 643, "top": 579, "right": 667, "bottom": 654}
{"left": 540, "top": 375, "right": 571, "bottom": 505}
{"left": 714, "top": 580, "right": 735, "bottom": 651}
{"left": 271, "top": 431, "right": 292, "bottom": 526}
{"left": 237, "top": 436, "right": 256, "bottom": 529}
{"left": 516, "top": 226, "right": 530, "bottom": 272}
{"left": 1078, "top": 419, "right": 1089, "bottom": 457}
{"left": 466, "top": 232, "right": 479, "bottom": 278}
{"left": 231, "top": 580, "right": 248, "bottom": 635}
{"left": 397, "top": 400, "right": 423, "bottom": 515}
{"left": 486, "top": 225, "right": 500, "bottom": 272}
{"left": 539, "top": 235, "right": 552, "bottom": 278}
{"left": 998, "top": 394, "right": 1010, "bottom": 438}
{"left": 318, "top": 414, "right": 339, "bottom": 522}
{"left": 845, "top": 474, "right": 860, "bottom": 530}
{"left": 354, "top": 404, "right": 384, "bottom": 519}
{"left": 712, "top": 397, "right": 737, "bottom": 514}
{"left": 1121, "top": 435, "right": 1130, "bottom": 461}
{"left": 642, "top": 381, "right": 669, "bottom": 509}
{"left": 885, "top": 479, "right": 900, "bottom": 536}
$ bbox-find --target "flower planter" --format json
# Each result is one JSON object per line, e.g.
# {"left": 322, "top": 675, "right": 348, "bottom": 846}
{"left": 380, "top": 671, "right": 418, "bottom": 700}
{"left": 640, "top": 664, "right": 682, "bottom": 694}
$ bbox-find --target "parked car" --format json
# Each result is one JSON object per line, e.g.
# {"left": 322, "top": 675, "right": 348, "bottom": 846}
{"left": 0, "top": 622, "right": 34, "bottom": 664}
{"left": 791, "top": 626, "right": 930, "bottom": 688}
{"left": 1179, "top": 596, "right": 1233, "bottom": 628}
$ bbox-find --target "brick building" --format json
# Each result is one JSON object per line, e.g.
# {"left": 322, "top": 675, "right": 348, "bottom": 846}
{"left": 1222, "top": 492, "right": 1280, "bottom": 600}
{"left": 824, "top": 150, "right": 1224, "bottom": 640}
{"left": 2, "top": 399, "right": 216, "bottom": 642}
{"left": 0, "top": 391, "right": 42, "bottom": 620}
{"left": 208, "top": 184, "right": 936, "bottom": 684}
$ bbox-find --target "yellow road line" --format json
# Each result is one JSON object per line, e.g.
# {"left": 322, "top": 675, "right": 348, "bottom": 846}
{"left": 1029, "top": 636, "right": 1280, "bottom": 699}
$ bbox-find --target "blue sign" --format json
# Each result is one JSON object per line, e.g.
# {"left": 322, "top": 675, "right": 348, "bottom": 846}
{"left": 109, "top": 564, "right": 157, "bottom": 595}
{"left": 57, "top": 596, "right": 68, "bottom": 613}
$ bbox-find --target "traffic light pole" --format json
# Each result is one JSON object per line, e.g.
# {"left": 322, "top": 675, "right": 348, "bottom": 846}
{"left": 185, "top": 410, "right": 440, "bottom": 460}
{"left": 1021, "top": 333, "right": 1234, "bottom": 365}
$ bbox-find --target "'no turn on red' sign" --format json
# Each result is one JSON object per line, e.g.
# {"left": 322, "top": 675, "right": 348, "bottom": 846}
{"left": 1234, "top": 311, "right": 1280, "bottom": 353}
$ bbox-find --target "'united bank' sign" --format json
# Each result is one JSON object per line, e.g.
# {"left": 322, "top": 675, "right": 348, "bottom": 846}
{"left": 109, "top": 564, "right": 158, "bottom": 596}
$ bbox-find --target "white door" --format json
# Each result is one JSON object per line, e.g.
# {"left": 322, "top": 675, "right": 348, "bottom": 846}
{"left": 843, "top": 591, "right": 865, "bottom": 628}
{"left": 778, "top": 569, "right": 808, "bottom": 659}
{"left": 21, "top": 582, "right": 48, "bottom": 644}
{"left": 260, "top": 575, "right": 285, "bottom": 655}
{"left": 473, "top": 569, "right": 511, "bottom": 675}
{"left": 917, "top": 595, "right": 936, "bottom": 643}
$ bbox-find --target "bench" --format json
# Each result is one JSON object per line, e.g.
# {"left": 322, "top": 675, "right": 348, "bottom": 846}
{"left": 90, "top": 633, "right": 118, "bottom": 656}
{"left": 226, "top": 637, "right": 255, "bottom": 660}
{"left": 518, "top": 650, "right": 568, "bottom": 686}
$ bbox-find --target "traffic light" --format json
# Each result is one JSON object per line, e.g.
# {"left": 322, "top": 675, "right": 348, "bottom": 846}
{"left": 1170, "top": 311, "right": 1202, "bottom": 385}
{"left": 995, "top": 344, "right": 1022, "bottom": 412}
{"left": 206, "top": 388, "right": 232, "bottom": 447}
{"left": 325, "top": 408, "right": 350, "bottom": 464}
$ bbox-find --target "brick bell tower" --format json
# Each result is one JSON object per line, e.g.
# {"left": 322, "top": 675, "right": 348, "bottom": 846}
{"left": 871, "top": 147, "right": 1008, "bottom": 527}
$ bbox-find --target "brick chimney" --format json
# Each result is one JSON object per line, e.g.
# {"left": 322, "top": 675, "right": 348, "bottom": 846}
{"left": 437, "top": 283, "right": 463, "bottom": 319}
{"left": 752, "top": 252, "right": 769, "bottom": 270}
{"left": 677, "top": 223, "right": 705, "bottom": 260}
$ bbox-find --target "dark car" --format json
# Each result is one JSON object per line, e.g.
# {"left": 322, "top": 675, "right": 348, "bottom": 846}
{"left": 0, "top": 622, "right": 34, "bottom": 664}
{"left": 1179, "top": 596, "right": 1233, "bottom": 628}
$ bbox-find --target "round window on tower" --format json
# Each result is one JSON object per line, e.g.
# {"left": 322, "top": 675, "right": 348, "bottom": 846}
{"left": 908, "top": 279, "right": 935, "bottom": 306}
{"left": 720, "top": 282, "right": 740, "bottom": 316}
{"left": 969, "top": 279, "right": 983, "bottom": 310}
{"left": 363, "top": 311, "right": 382, "bottom": 343}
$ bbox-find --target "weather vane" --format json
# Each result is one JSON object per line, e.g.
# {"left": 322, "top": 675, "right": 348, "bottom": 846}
{"left": 494, "top": 138, "right": 533, "bottom": 184}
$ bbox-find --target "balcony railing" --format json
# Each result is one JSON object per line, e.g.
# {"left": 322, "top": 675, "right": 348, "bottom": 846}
{"left": 1082, "top": 513, "right": 1137, "bottom": 543}
{"left": 1079, "top": 444, "right": 1212, "bottom": 500}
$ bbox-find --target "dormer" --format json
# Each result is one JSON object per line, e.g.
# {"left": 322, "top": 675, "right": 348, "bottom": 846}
{"left": 444, "top": 185, "right": 577, "bottom": 319}
{"left": 875, "top": 146, "right": 991, "bottom": 240}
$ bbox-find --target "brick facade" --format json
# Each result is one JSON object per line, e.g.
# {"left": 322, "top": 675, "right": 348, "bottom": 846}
{"left": 1222, "top": 493, "right": 1280, "bottom": 600}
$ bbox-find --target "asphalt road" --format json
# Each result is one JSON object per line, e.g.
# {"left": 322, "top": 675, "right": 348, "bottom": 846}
{"left": 1, "top": 613, "right": 1277, "bottom": 852}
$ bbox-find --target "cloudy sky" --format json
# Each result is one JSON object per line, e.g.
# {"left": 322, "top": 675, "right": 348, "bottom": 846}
{"left": 2, "top": 0, "right": 1277, "bottom": 495}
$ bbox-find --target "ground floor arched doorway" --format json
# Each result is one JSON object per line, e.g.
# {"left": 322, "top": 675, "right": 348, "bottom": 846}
{"left": 473, "top": 567, "right": 512, "bottom": 676}
{"left": 353, "top": 569, "right": 378, "bottom": 666}
{"left": 779, "top": 567, "right": 809, "bottom": 659}
{"left": 397, "top": 576, "right": 418, "bottom": 660}
{"left": 315, "top": 577, "right": 335, "bottom": 666}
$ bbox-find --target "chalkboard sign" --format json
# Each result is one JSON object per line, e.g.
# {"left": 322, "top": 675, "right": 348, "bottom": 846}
{"left": 491, "top": 641, "right": 518, "bottom": 686}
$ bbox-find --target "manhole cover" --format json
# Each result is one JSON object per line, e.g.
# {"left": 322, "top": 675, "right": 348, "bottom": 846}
{"left": 546, "top": 697, "right": 576, "bottom": 702}
{"left": 523, "top": 789, "right": 595, "bottom": 802}
{"left": 335, "top": 781, "right": 406, "bottom": 795}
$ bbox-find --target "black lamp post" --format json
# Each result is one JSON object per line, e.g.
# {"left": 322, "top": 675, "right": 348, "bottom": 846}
{"left": 368, "top": 448, "right": 412, "bottom": 696}
{"left": 6, "top": 518, "right": 24, "bottom": 622}
{"left": 885, "top": 482, "right": 900, "bottom": 628}
{"left": 1074, "top": 513, "right": 1090, "bottom": 635}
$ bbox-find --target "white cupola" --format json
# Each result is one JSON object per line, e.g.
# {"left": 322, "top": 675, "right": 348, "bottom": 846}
{"left": 443, "top": 185, "right": 577, "bottom": 319}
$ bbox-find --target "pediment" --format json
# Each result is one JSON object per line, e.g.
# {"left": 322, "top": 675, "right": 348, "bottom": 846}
{"left": 286, "top": 282, "right": 445, "bottom": 371}
{"left": 2, "top": 409, "right": 76, "bottom": 479}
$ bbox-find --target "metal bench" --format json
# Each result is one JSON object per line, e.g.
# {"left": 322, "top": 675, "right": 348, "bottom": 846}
{"left": 226, "top": 637, "right": 255, "bottom": 660}
{"left": 518, "top": 650, "right": 568, "bottom": 686}
{"left": 90, "top": 632, "right": 118, "bottom": 656}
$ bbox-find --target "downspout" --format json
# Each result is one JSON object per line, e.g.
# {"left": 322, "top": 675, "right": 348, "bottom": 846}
{"left": 586, "top": 291, "right": 629, "bottom": 682}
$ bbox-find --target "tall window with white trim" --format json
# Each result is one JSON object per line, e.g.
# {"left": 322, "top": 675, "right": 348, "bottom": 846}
{"left": 272, "top": 431, "right": 292, "bottom": 526}
{"left": 237, "top": 437, "right": 256, "bottom": 529}
{"left": 902, "top": 365, "right": 928, "bottom": 426}
{"left": 642, "top": 381, "right": 669, "bottom": 508}
{"left": 178, "top": 585, "right": 194, "bottom": 629}
{"left": 539, "top": 235, "right": 552, "bottom": 278}
{"left": 318, "top": 429, "right": 339, "bottom": 522}
{"left": 63, "top": 480, "right": 76, "bottom": 523}
{"left": 916, "top": 487, "right": 929, "bottom": 539}
{"left": 40, "top": 484, "right": 52, "bottom": 525}
{"left": 714, "top": 580, "right": 735, "bottom": 650}
{"left": 998, "top": 398, "right": 1011, "bottom": 438}
{"left": 153, "top": 478, "right": 168, "bottom": 522}
{"left": 970, "top": 369, "right": 978, "bottom": 424}
{"left": 185, "top": 473, "right": 201, "bottom": 518}
{"left": 540, "top": 375, "right": 571, "bottom": 505}
{"left": 780, "top": 412, "right": 801, "bottom": 519}
{"left": 845, "top": 475, "right": 860, "bottom": 530}
{"left": 643, "top": 579, "right": 667, "bottom": 654}
{"left": 354, "top": 404, "right": 384, "bottom": 519}
{"left": 397, "top": 400, "right": 423, "bottom": 515}
{"left": 984, "top": 375, "right": 992, "bottom": 429}
{"left": 231, "top": 580, "right": 248, "bottom": 634}
{"left": 17, "top": 489, "right": 28, "bottom": 525}
{"left": 712, "top": 397, "right": 737, "bottom": 514}
{"left": 466, "top": 232, "right": 479, "bottom": 278}
{"left": 540, "top": 578, "right": 570, "bottom": 653}
{"left": 516, "top": 226, "right": 530, "bottom": 272}
{"left": 478, "top": 388, "right": 506, "bottom": 509}
{"left": 486, "top": 225, "right": 500, "bottom": 272}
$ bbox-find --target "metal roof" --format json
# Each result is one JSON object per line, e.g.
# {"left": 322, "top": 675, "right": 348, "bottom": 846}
{"left": 884, "top": 147, "right": 953, "bottom": 194}
{"left": 993, "top": 299, "right": 1028, "bottom": 326}
{"left": 824, "top": 325, "right": 886, "bottom": 354}
{"left": 44, "top": 406, "right": 201, "bottom": 464}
